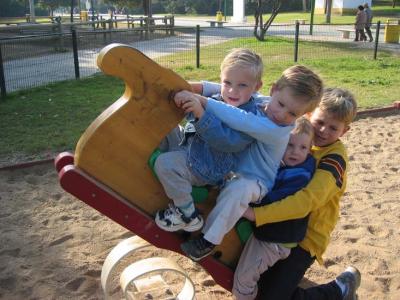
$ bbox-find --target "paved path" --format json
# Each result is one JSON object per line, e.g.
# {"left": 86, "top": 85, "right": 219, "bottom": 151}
{"left": 3, "top": 19, "right": 399, "bottom": 93}
{"left": 3, "top": 26, "right": 241, "bottom": 92}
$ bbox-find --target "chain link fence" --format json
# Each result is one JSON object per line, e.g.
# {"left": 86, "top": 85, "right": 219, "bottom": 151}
{"left": 0, "top": 20, "right": 396, "bottom": 98}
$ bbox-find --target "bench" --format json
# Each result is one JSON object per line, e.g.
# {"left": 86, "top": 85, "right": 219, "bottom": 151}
{"left": 207, "top": 20, "right": 226, "bottom": 27}
{"left": 337, "top": 28, "right": 355, "bottom": 39}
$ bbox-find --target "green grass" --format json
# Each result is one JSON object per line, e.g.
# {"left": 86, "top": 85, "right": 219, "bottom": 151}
{"left": 240, "top": 12, "right": 356, "bottom": 24}
{"left": 0, "top": 75, "right": 124, "bottom": 157}
{"left": 0, "top": 17, "right": 54, "bottom": 25}
{"left": 159, "top": 37, "right": 400, "bottom": 108}
{"left": 2, "top": 4, "right": 398, "bottom": 27}
{"left": 244, "top": 5, "right": 400, "bottom": 24}
{"left": 172, "top": 3, "right": 400, "bottom": 24}
{"left": 0, "top": 36, "right": 399, "bottom": 159}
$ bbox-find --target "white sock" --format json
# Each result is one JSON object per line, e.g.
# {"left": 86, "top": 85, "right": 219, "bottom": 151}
{"left": 335, "top": 279, "right": 347, "bottom": 296}
{"left": 178, "top": 202, "right": 195, "bottom": 218}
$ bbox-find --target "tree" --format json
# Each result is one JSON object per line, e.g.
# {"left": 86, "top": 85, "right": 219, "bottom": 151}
{"left": 143, "top": 0, "right": 151, "bottom": 16}
{"left": 70, "top": 0, "right": 76, "bottom": 22}
{"left": 163, "top": 0, "right": 186, "bottom": 14}
{"left": 39, "top": 0, "right": 70, "bottom": 16}
{"left": 253, "top": 0, "right": 284, "bottom": 41}
{"left": 325, "top": 0, "right": 332, "bottom": 23}
{"left": 105, "top": 0, "right": 146, "bottom": 14}
{"left": 0, "top": 0, "right": 26, "bottom": 17}
{"left": 302, "top": 0, "right": 307, "bottom": 12}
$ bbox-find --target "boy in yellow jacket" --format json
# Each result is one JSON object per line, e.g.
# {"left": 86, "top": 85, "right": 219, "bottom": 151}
{"left": 243, "top": 87, "right": 360, "bottom": 300}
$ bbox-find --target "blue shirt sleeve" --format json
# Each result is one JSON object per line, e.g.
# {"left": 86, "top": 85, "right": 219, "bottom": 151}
{"left": 206, "top": 98, "right": 293, "bottom": 145}
{"left": 263, "top": 171, "right": 312, "bottom": 204}
{"left": 261, "top": 156, "right": 316, "bottom": 204}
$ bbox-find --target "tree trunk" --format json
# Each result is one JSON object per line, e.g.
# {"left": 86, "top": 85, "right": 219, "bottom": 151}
{"left": 253, "top": 0, "right": 282, "bottom": 41}
{"left": 28, "top": 0, "right": 36, "bottom": 22}
{"left": 302, "top": 0, "right": 307, "bottom": 12}
{"left": 325, "top": 0, "right": 332, "bottom": 24}
{"left": 143, "top": 0, "right": 152, "bottom": 17}
{"left": 70, "top": 0, "right": 74, "bottom": 23}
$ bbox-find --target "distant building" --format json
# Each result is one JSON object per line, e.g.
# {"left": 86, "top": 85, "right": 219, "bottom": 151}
{"left": 232, "top": 0, "right": 246, "bottom": 23}
{"left": 315, "top": 0, "right": 372, "bottom": 15}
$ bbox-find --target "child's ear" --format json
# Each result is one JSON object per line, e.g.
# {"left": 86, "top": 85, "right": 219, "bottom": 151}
{"left": 340, "top": 125, "right": 351, "bottom": 137}
{"left": 270, "top": 83, "right": 278, "bottom": 96}
{"left": 255, "top": 80, "right": 263, "bottom": 91}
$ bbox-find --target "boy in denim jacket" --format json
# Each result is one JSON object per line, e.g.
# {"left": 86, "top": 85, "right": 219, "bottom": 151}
{"left": 154, "top": 48, "right": 263, "bottom": 232}
{"left": 176, "top": 65, "right": 323, "bottom": 261}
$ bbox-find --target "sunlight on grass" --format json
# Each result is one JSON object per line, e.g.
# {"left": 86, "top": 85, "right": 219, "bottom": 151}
{"left": 0, "top": 36, "right": 399, "bottom": 157}
{"left": 157, "top": 37, "right": 399, "bottom": 108}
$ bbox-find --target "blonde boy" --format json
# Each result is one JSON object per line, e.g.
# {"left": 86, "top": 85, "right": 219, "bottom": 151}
{"left": 154, "top": 49, "right": 263, "bottom": 232}
{"left": 177, "top": 65, "right": 323, "bottom": 261}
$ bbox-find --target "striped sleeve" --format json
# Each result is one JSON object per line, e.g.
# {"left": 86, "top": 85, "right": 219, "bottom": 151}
{"left": 318, "top": 154, "right": 346, "bottom": 188}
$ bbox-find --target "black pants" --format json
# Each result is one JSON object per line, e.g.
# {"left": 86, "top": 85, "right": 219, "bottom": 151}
{"left": 365, "top": 26, "right": 373, "bottom": 41}
{"left": 355, "top": 29, "right": 367, "bottom": 41}
{"left": 258, "top": 246, "right": 343, "bottom": 300}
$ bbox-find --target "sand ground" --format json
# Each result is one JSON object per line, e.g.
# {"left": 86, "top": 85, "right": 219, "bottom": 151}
{"left": 0, "top": 111, "right": 399, "bottom": 299}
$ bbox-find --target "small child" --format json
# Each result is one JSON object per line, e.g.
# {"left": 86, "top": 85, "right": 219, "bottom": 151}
{"left": 154, "top": 48, "right": 263, "bottom": 232}
{"left": 232, "top": 116, "right": 316, "bottom": 300}
{"left": 251, "top": 88, "right": 360, "bottom": 300}
{"left": 178, "top": 65, "right": 323, "bottom": 261}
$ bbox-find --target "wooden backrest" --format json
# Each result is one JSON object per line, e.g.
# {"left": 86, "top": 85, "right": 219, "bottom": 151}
{"left": 75, "top": 43, "right": 189, "bottom": 214}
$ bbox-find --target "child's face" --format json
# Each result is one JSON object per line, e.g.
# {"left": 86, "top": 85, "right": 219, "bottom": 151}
{"left": 309, "top": 108, "right": 349, "bottom": 147}
{"left": 265, "top": 86, "right": 309, "bottom": 126}
{"left": 220, "top": 66, "right": 262, "bottom": 107}
{"left": 283, "top": 132, "right": 312, "bottom": 167}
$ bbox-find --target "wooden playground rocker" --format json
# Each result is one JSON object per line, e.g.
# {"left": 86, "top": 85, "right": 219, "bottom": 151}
{"left": 55, "top": 43, "right": 251, "bottom": 298}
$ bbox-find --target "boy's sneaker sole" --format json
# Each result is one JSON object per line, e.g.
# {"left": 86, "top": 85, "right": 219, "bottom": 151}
{"left": 180, "top": 238, "right": 215, "bottom": 262}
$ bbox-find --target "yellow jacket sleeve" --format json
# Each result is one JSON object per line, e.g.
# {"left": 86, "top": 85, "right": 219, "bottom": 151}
{"left": 254, "top": 168, "right": 339, "bottom": 226}
{"left": 254, "top": 142, "right": 347, "bottom": 227}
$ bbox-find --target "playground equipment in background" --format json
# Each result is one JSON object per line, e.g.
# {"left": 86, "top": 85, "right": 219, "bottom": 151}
{"left": 384, "top": 19, "right": 400, "bottom": 43}
{"left": 55, "top": 43, "right": 252, "bottom": 297}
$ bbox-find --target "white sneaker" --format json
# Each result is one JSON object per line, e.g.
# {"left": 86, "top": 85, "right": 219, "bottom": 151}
{"left": 336, "top": 266, "right": 361, "bottom": 300}
{"left": 155, "top": 204, "right": 203, "bottom": 232}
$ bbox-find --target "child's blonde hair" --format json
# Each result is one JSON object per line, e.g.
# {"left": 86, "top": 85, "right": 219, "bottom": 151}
{"left": 319, "top": 88, "right": 358, "bottom": 126}
{"left": 220, "top": 48, "right": 263, "bottom": 82}
{"left": 275, "top": 65, "right": 323, "bottom": 112}
{"left": 292, "top": 116, "right": 314, "bottom": 146}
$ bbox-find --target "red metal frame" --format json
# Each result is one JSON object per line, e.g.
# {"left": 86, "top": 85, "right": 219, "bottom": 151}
{"left": 55, "top": 152, "right": 234, "bottom": 291}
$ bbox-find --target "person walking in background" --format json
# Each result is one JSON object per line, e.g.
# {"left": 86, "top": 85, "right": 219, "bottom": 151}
{"left": 364, "top": 2, "right": 374, "bottom": 42}
{"left": 354, "top": 5, "right": 367, "bottom": 42}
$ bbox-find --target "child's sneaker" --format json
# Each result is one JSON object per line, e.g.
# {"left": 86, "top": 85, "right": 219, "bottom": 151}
{"left": 335, "top": 266, "right": 361, "bottom": 300}
{"left": 155, "top": 204, "right": 203, "bottom": 232}
{"left": 181, "top": 236, "right": 215, "bottom": 261}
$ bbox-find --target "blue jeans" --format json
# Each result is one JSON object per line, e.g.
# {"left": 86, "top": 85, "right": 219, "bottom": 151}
{"left": 258, "top": 246, "right": 343, "bottom": 300}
